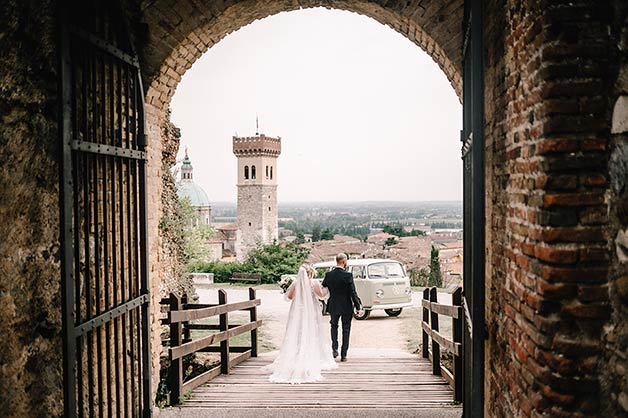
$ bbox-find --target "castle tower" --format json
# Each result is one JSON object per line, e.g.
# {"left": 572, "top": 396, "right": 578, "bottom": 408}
{"left": 233, "top": 133, "right": 281, "bottom": 260}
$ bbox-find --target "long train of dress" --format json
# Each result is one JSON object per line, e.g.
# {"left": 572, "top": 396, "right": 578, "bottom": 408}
{"left": 263, "top": 267, "right": 338, "bottom": 383}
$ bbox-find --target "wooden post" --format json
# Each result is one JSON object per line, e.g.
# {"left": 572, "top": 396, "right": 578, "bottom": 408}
{"left": 422, "top": 288, "right": 430, "bottom": 359}
{"left": 452, "top": 287, "right": 463, "bottom": 402}
{"left": 219, "top": 289, "right": 230, "bottom": 374}
{"left": 429, "top": 287, "right": 441, "bottom": 376}
{"left": 249, "top": 288, "right": 258, "bottom": 357}
{"left": 181, "top": 293, "right": 191, "bottom": 343}
{"left": 169, "top": 293, "right": 183, "bottom": 405}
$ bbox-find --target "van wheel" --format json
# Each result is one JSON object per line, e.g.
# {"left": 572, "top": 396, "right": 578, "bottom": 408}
{"left": 385, "top": 308, "right": 403, "bottom": 317}
{"left": 354, "top": 310, "right": 370, "bottom": 320}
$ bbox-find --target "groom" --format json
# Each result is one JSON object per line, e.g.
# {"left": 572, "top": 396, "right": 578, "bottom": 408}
{"left": 322, "top": 253, "right": 362, "bottom": 362}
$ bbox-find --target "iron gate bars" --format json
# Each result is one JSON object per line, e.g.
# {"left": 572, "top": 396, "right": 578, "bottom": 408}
{"left": 59, "top": 2, "right": 152, "bottom": 417}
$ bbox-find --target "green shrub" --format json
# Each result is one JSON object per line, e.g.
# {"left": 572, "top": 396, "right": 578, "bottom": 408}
{"left": 243, "top": 241, "right": 310, "bottom": 283}
{"left": 188, "top": 260, "right": 247, "bottom": 283}
{"left": 188, "top": 241, "right": 310, "bottom": 284}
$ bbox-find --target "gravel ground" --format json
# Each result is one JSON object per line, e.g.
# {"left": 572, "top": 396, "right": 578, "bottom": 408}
{"left": 195, "top": 284, "right": 453, "bottom": 354}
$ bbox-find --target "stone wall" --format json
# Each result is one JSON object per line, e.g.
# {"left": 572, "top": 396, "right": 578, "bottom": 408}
{"left": 236, "top": 184, "right": 279, "bottom": 260}
{"left": 603, "top": 2, "right": 628, "bottom": 415}
{"left": 158, "top": 111, "right": 194, "bottom": 298}
{"left": 0, "top": 1, "right": 63, "bottom": 417}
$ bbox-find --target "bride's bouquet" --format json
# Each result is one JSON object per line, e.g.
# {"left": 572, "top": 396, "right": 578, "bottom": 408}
{"left": 278, "top": 274, "right": 295, "bottom": 294}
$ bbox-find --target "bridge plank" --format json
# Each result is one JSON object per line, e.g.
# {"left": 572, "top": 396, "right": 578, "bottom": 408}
{"left": 182, "top": 351, "right": 460, "bottom": 410}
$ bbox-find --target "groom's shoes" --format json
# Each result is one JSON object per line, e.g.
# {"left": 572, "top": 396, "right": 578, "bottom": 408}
{"left": 340, "top": 357, "right": 347, "bottom": 362}
{"left": 333, "top": 350, "right": 339, "bottom": 358}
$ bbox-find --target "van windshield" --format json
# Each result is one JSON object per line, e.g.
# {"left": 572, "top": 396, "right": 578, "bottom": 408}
{"left": 367, "top": 263, "right": 405, "bottom": 279}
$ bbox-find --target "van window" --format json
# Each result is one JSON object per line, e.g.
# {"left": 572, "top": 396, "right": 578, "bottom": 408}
{"left": 367, "top": 263, "right": 404, "bottom": 279}
{"left": 351, "top": 266, "right": 366, "bottom": 279}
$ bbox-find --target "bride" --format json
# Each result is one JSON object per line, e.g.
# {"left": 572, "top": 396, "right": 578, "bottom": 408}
{"left": 264, "top": 263, "right": 338, "bottom": 383}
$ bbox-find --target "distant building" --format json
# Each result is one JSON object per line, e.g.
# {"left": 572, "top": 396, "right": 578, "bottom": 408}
{"left": 233, "top": 133, "right": 281, "bottom": 260}
{"left": 177, "top": 149, "right": 211, "bottom": 226}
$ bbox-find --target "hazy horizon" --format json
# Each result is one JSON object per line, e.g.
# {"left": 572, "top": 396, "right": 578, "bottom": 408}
{"left": 171, "top": 8, "right": 462, "bottom": 202}
{"left": 209, "top": 200, "right": 463, "bottom": 204}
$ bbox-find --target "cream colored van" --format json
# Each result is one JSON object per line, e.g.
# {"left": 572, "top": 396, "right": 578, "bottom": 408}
{"left": 314, "top": 259, "right": 413, "bottom": 320}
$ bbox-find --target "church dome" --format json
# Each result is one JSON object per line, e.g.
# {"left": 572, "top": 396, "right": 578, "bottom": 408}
{"left": 176, "top": 149, "right": 211, "bottom": 208}
{"left": 177, "top": 181, "right": 211, "bottom": 208}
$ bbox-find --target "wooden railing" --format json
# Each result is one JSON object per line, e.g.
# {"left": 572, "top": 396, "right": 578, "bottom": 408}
{"left": 422, "top": 286, "right": 463, "bottom": 402}
{"left": 161, "top": 288, "right": 261, "bottom": 405}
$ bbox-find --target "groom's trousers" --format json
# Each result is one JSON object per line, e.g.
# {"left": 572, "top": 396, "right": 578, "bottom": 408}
{"left": 330, "top": 313, "right": 353, "bottom": 357}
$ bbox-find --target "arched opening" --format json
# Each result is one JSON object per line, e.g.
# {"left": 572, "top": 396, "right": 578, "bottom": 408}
{"left": 8, "top": 0, "right": 617, "bottom": 415}
{"left": 54, "top": 0, "right": 489, "bottom": 416}
{"left": 147, "top": 2, "right": 470, "bottom": 411}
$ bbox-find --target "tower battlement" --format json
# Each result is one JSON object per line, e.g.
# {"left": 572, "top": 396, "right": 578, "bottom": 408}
{"left": 232, "top": 134, "right": 281, "bottom": 157}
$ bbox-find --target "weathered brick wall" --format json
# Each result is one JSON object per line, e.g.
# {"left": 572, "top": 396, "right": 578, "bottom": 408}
{"left": 0, "top": 1, "right": 63, "bottom": 417}
{"left": 484, "top": 1, "right": 628, "bottom": 417}
{"left": 139, "top": 0, "right": 464, "bottom": 117}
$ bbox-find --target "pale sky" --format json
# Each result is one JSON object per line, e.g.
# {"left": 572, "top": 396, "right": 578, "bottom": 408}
{"left": 170, "top": 8, "right": 462, "bottom": 203}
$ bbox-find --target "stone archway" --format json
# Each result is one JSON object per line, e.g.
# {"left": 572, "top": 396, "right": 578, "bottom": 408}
{"left": 2, "top": 1, "right": 627, "bottom": 417}
{"left": 135, "top": 0, "right": 465, "bottom": 404}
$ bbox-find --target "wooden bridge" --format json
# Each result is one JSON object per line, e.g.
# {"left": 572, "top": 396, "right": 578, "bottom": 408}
{"left": 182, "top": 350, "right": 457, "bottom": 410}
{"left": 161, "top": 288, "right": 462, "bottom": 415}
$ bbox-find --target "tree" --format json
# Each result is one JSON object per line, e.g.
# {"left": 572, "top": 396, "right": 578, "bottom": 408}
{"left": 311, "top": 224, "right": 322, "bottom": 242}
{"left": 383, "top": 224, "right": 404, "bottom": 236}
{"left": 243, "top": 241, "right": 311, "bottom": 283}
{"left": 191, "top": 241, "right": 311, "bottom": 284}
{"left": 320, "top": 228, "right": 334, "bottom": 241}
{"left": 410, "top": 267, "right": 430, "bottom": 287}
{"left": 429, "top": 245, "right": 443, "bottom": 288}
{"left": 294, "top": 231, "right": 306, "bottom": 244}
{"left": 180, "top": 197, "right": 216, "bottom": 265}
{"left": 384, "top": 237, "right": 398, "bottom": 247}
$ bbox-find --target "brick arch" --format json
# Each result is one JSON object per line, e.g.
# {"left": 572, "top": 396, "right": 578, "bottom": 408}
{"left": 136, "top": 0, "right": 464, "bottom": 398}
{"left": 140, "top": 0, "right": 464, "bottom": 113}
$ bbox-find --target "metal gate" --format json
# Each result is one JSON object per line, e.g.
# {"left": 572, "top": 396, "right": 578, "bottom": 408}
{"left": 59, "top": 1, "right": 152, "bottom": 417}
{"left": 461, "top": 0, "right": 485, "bottom": 416}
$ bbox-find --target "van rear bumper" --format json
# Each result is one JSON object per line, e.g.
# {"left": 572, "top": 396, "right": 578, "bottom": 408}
{"left": 366, "top": 301, "right": 414, "bottom": 311}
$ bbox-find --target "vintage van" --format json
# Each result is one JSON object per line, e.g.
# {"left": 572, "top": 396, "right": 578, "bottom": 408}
{"left": 313, "top": 259, "right": 413, "bottom": 320}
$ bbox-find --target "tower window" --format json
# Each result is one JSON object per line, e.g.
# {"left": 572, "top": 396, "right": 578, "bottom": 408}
{"left": 244, "top": 165, "right": 249, "bottom": 180}
{"left": 252, "top": 165, "right": 256, "bottom": 180}
{"left": 265, "top": 165, "right": 269, "bottom": 179}
{"left": 270, "top": 166, "right": 273, "bottom": 180}
{"left": 269, "top": 207, "right": 271, "bottom": 211}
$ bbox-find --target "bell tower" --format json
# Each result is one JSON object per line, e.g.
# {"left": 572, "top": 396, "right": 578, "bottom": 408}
{"left": 233, "top": 132, "right": 281, "bottom": 260}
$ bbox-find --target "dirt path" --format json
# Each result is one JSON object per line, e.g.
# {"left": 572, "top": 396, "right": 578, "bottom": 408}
{"left": 195, "top": 285, "right": 452, "bottom": 353}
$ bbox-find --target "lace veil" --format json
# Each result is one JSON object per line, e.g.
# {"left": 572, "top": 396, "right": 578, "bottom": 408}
{"left": 264, "top": 265, "right": 337, "bottom": 383}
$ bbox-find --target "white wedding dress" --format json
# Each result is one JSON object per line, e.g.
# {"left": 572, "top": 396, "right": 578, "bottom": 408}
{"left": 263, "top": 266, "right": 338, "bottom": 383}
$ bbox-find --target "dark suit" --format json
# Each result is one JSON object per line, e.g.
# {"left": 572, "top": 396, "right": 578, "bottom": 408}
{"left": 322, "top": 267, "right": 362, "bottom": 358}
